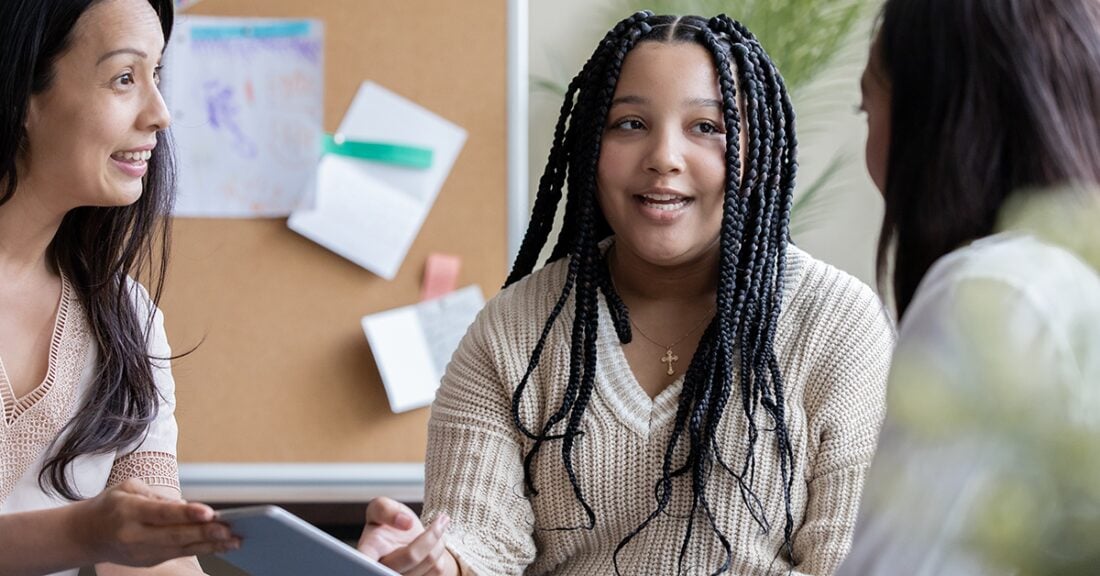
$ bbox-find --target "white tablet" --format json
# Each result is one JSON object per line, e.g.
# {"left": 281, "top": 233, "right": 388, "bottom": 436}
{"left": 216, "top": 505, "right": 400, "bottom": 576}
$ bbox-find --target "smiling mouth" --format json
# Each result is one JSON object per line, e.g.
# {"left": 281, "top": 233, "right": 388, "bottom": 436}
{"left": 111, "top": 150, "right": 153, "bottom": 163}
{"left": 636, "top": 192, "right": 692, "bottom": 211}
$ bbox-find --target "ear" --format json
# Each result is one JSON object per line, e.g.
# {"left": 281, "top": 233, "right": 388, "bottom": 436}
{"left": 24, "top": 93, "right": 42, "bottom": 139}
{"left": 15, "top": 95, "right": 44, "bottom": 171}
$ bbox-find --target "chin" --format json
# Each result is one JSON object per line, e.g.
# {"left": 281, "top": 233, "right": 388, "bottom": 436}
{"left": 635, "top": 245, "right": 695, "bottom": 266}
{"left": 104, "top": 183, "right": 146, "bottom": 207}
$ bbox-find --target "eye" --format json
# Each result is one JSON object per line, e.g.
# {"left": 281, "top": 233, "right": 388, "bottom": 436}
{"left": 693, "top": 120, "right": 723, "bottom": 135}
{"left": 114, "top": 72, "right": 136, "bottom": 88}
{"left": 609, "top": 117, "right": 646, "bottom": 131}
{"left": 153, "top": 65, "right": 162, "bottom": 86}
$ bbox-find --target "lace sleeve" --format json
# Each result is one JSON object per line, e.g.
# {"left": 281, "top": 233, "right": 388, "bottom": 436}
{"left": 107, "top": 450, "right": 181, "bottom": 493}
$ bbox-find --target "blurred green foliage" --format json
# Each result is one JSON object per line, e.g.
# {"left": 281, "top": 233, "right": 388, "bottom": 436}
{"left": 530, "top": 0, "right": 879, "bottom": 234}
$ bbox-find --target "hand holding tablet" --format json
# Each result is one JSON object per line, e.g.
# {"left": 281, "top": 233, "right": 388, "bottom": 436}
{"left": 357, "top": 497, "right": 460, "bottom": 576}
{"left": 216, "top": 505, "right": 400, "bottom": 576}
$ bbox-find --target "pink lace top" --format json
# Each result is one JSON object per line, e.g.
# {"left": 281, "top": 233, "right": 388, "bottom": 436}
{"left": 0, "top": 276, "right": 181, "bottom": 514}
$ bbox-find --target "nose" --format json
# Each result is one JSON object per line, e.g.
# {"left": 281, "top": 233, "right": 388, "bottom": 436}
{"left": 644, "top": 125, "right": 686, "bottom": 175}
{"left": 142, "top": 84, "right": 172, "bottom": 132}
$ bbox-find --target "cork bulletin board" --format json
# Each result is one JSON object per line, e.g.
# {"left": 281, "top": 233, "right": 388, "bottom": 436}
{"left": 162, "top": 0, "right": 508, "bottom": 463}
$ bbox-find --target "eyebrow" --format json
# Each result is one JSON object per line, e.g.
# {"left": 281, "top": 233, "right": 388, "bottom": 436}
{"left": 610, "top": 95, "right": 723, "bottom": 108}
{"left": 610, "top": 95, "right": 647, "bottom": 106}
{"left": 686, "top": 97, "right": 722, "bottom": 108}
{"left": 96, "top": 48, "right": 149, "bottom": 65}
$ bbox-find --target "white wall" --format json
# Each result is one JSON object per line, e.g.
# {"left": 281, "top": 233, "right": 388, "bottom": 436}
{"left": 526, "top": 1, "right": 884, "bottom": 288}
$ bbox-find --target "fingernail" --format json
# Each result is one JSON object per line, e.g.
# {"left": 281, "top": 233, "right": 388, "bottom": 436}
{"left": 193, "top": 505, "right": 215, "bottom": 521}
{"left": 396, "top": 513, "right": 414, "bottom": 530}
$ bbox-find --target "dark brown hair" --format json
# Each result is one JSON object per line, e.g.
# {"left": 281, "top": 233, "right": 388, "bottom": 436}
{"left": 875, "top": 0, "right": 1100, "bottom": 316}
{"left": 0, "top": 0, "right": 177, "bottom": 500}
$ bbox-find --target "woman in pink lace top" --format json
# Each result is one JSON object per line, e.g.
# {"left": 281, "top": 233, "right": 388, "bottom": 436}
{"left": 0, "top": 0, "right": 238, "bottom": 574}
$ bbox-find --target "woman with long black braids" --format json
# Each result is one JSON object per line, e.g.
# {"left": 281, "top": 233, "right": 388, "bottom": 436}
{"left": 359, "top": 13, "right": 893, "bottom": 576}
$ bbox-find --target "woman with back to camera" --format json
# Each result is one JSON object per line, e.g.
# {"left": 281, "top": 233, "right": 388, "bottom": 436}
{"left": 841, "top": 0, "right": 1100, "bottom": 573}
{"left": 0, "top": 1, "right": 237, "bottom": 574}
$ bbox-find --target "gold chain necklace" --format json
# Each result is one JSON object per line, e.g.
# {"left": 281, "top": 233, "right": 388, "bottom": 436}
{"left": 606, "top": 244, "right": 713, "bottom": 377}
{"left": 628, "top": 310, "right": 713, "bottom": 376}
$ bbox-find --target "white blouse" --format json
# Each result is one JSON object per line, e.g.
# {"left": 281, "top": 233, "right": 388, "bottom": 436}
{"left": 0, "top": 276, "right": 181, "bottom": 576}
{"left": 839, "top": 229, "right": 1100, "bottom": 575}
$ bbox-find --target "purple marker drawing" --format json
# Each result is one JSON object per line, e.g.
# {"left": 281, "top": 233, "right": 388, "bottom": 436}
{"left": 203, "top": 80, "right": 258, "bottom": 159}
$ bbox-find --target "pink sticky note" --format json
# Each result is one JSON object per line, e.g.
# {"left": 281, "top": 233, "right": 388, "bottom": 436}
{"left": 420, "top": 253, "right": 462, "bottom": 301}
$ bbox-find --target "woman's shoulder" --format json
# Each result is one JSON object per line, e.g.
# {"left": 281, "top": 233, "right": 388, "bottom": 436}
{"left": 783, "top": 244, "right": 888, "bottom": 328}
{"left": 481, "top": 257, "right": 572, "bottom": 322}
{"left": 779, "top": 247, "right": 894, "bottom": 426}
{"left": 123, "top": 276, "right": 155, "bottom": 310}
{"left": 906, "top": 232, "right": 1100, "bottom": 344}
{"left": 119, "top": 277, "right": 168, "bottom": 325}
{"left": 456, "top": 258, "right": 574, "bottom": 360}
{"left": 922, "top": 232, "right": 1097, "bottom": 293}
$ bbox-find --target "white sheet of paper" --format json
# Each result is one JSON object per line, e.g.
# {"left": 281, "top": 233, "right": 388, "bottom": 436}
{"left": 288, "top": 156, "right": 422, "bottom": 277}
{"left": 287, "top": 82, "right": 467, "bottom": 278}
{"left": 165, "top": 17, "right": 323, "bottom": 217}
{"left": 335, "top": 83, "right": 467, "bottom": 205}
{"left": 361, "top": 286, "right": 485, "bottom": 413}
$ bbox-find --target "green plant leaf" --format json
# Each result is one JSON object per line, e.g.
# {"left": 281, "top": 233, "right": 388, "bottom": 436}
{"left": 530, "top": 75, "right": 568, "bottom": 97}
{"left": 608, "top": 0, "right": 878, "bottom": 94}
{"left": 789, "top": 150, "right": 849, "bottom": 237}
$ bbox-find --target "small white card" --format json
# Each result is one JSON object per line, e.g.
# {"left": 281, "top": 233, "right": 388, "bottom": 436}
{"left": 361, "top": 286, "right": 485, "bottom": 413}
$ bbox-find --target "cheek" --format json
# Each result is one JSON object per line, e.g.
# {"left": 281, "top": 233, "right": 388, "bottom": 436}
{"left": 595, "top": 143, "right": 632, "bottom": 198}
{"left": 700, "top": 146, "right": 728, "bottom": 197}
{"left": 864, "top": 112, "right": 890, "bottom": 192}
{"left": 597, "top": 141, "right": 625, "bottom": 179}
{"left": 696, "top": 151, "right": 727, "bottom": 233}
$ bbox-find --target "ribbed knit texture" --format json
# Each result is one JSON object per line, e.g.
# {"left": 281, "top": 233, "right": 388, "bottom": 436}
{"left": 425, "top": 245, "right": 895, "bottom": 576}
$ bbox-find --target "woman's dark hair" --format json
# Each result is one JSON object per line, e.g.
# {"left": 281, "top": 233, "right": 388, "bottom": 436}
{"left": 506, "top": 12, "right": 798, "bottom": 574}
{"left": 0, "top": 0, "right": 177, "bottom": 500}
{"left": 875, "top": 0, "right": 1100, "bottom": 317}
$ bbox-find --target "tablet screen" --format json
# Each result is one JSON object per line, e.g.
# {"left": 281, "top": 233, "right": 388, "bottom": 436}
{"left": 217, "top": 505, "right": 399, "bottom": 576}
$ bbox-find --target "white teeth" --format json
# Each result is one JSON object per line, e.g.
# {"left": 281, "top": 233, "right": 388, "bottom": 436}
{"left": 114, "top": 150, "right": 152, "bottom": 162}
{"left": 639, "top": 193, "right": 689, "bottom": 211}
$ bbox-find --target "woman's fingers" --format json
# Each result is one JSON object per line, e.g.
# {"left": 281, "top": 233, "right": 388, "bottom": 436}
{"left": 407, "top": 521, "right": 452, "bottom": 576}
{"left": 380, "top": 514, "right": 450, "bottom": 574}
{"left": 359, "top": 497, "right": 423, "bottom": 560}
{"left": 364, "top": 497, "right": 416, "bottom": 530}
{"left": 133, "top": 497, "right": 214, "bottom": 526}
{"left": 147, "top": 521, "right": 233, "bottom": 549}
{"left": 358, "top": 526, "right": 396, "bottom": 560}
{"left": 180, "top": 534, "right": 242, "bottom": 557}
{"left": 107, "top": 479, "right": 217, "bottom": 527}
{"left": 79, "top": 480, "right": 233, "bottom": 567}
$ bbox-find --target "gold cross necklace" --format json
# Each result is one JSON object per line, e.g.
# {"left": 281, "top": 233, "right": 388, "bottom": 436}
{"left": 628, "top": 310, "right": 714, "bottom": 376}
{"left": 606, "top": 244, "right": 714, "bottom": 376}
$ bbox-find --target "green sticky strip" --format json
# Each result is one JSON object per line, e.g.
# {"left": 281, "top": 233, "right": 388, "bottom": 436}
{"left": 322, "top": 133, "right": 433, "bottom": 169}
